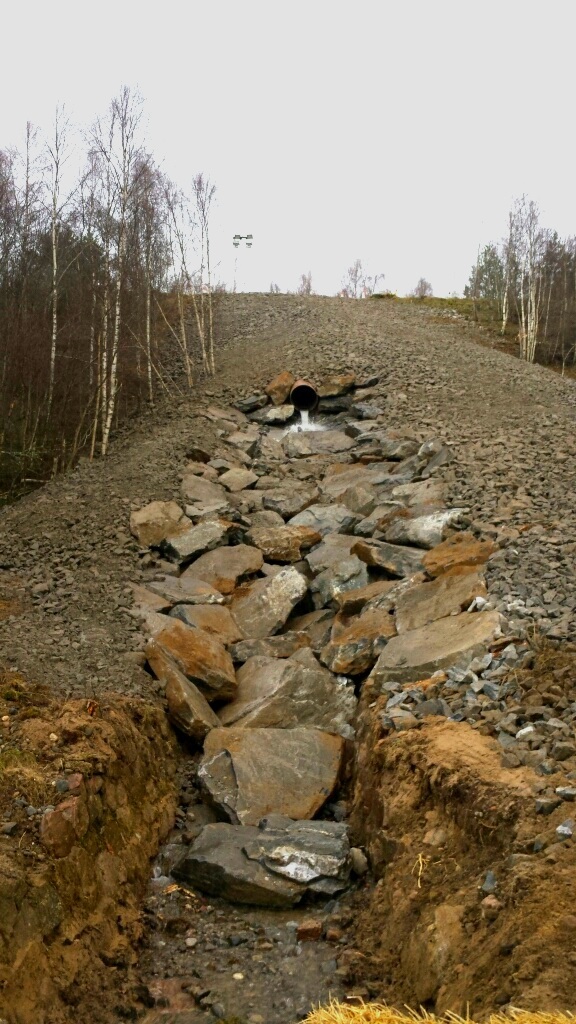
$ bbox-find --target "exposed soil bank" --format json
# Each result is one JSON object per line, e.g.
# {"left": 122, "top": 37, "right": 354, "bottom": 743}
{"left": 0, "top": 676, "right": 177, "bottom": 1024}
{"left": 348, "top": 661, "right": 576, "bottom": 1015}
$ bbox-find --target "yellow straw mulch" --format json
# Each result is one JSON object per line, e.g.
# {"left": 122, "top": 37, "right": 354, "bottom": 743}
{"left": 303, "top": 1005, "right": 576, "bottom": 1024}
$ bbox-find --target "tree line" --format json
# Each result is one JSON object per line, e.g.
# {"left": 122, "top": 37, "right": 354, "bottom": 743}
{"left": 466, "top": 196, "right": 576, "bottom": 367}
{"left": 0, "top": 87, "right": 216, "bottom": 498}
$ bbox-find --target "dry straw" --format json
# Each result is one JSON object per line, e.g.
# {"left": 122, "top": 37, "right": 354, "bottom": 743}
{"left": 303, "top": 1005, "right": 576, "bottom": 1024}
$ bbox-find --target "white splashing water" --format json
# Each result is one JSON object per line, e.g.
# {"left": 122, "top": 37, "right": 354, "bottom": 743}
{"left": 300, "top": 409, "right": 310, "bottom": 429}
{"left": 285, "top": 408, "right": 326, "bottom": 434}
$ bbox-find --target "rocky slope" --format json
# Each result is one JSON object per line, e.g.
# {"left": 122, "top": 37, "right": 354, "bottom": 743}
{"left": 2, "top": 295, "right": 576, "bottom": 1023}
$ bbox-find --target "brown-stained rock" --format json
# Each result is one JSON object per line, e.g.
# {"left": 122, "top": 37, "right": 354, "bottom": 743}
{"left": 335, "top": 580, "right": 397, "bottom": 616}
{"left": 199, "top": 727, "right": 344, "bottom": 824}
{"left": 159, "top": 518, "right": 231, "bottom": 564}
{"left": 180, "top": 473, "right": 229, "bottom": 507}
{"left": 265, "top": 370, "right": 296, "bottom": 406}
{"left": 318, "top": 372, "right": 356, "bottom": 397}
{"left": 422, "top": 531, "right": 497, "bottom": 578}
{"left": 230, "top": 566, "right": 308, "bottom": 639}
{"left": 40, "top": 796, "right": 89, "bottom": 858}
{"left": 129, "top": 500, "right": 186, "bottom": 547}
{"left": 395, "top": 571, "right": 488, "bottom": 633}
{"left": 219, "top": 467, "right": 259, "bottom": 492}
{"left": 245, "top": 524, "right": 321, "bottom": 563}
{"left": 370, "top": 610, "right": 503, "bottom": 684}
{"left": 288, "top": 608, "right": 335, "bottom": 653}
{"left": 305, "top": 532, "right": 359, "bottom": 573}
{"left": 152, "top": 619, "right": 237, "bottom": 701}
{"left": 146, "top": 574, "right": 225, "bottom": 607}
{"left": 352, "top": 538, "right": 425, "bottom": 577}
{"left": 218, "top": 647, "right": 356, "bottom": 732}
{"left": 229, "top": 631, "right": 311, "bottom": 663}
{"left": 169, "top": 603, "right": 244, "bottom": 644}
{"left": 262, "top": 486, "right": 321, "bottom": 520}
{"left": 145, "top": 639, "right": 220, "bottom": 741}
{"left": 384, "top": 508, "right": 468, "bottom": 549}
{"left": 320, "top": 608, "right": 397, "bottom": 675}
{"left": 182, "top": 543, "right": 264, "bottom": 595}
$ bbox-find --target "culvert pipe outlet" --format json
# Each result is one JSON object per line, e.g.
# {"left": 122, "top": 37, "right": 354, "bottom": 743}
{"left": 290, "top": 379, "right": 319, "bottom": 412}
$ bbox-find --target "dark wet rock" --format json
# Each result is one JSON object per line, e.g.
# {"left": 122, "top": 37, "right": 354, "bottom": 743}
{"left": 236, "top": 393, "right": 268, "bottom": 413}
{"left": 173, "top": 815, "right": 350, "bottom": 907}
{"left": 199, "top": 727, "right": 344, "bottom": 825}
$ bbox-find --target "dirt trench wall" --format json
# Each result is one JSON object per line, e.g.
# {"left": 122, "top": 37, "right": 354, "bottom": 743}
{"left": 0, "top": 697, "right": 177, "bottom": 1024}
{"left": 348, "top": 685, "right": 576, "bottom": 1015}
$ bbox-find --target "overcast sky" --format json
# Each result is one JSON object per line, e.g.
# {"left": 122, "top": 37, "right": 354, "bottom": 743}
{"left": 2, "top": 0, "right": 575, "bottom": 296}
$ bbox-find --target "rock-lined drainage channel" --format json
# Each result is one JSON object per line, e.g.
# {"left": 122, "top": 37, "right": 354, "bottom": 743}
{"left": 125, "top": 368, "right": 529, "bottom": 1023}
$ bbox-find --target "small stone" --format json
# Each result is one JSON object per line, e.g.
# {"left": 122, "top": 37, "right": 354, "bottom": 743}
{"left": 552, "top": 741, "right": 576, "bottom": 762}
{"left": 1, "top": 822, "right": 17, "bottom": 836}
{"left": 536, "top": 797, "right": 562, "bottom": 815}
{"left": 185, "top": 936, "right": 197, "bottom": 947}
{"left": 297, "top": 918, "right": 323, "bottom": 941}
{"left": 350, "top": 847, "right": 369, "bottom": 875}
{"left": 481, "top": 895, "right": 502, "bottom": 920}
{"left": 556, "top": 819, "right": 575, "bottom": 839}
{"left": 481, "top": 870, "right": 497, "bottom": 894}
{"left": 556, "top": 787, "right": 576, "bottom": 802}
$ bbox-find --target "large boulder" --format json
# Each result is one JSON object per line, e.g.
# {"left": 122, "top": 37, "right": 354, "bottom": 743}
{"left": 199, "top": 727, "right": 344, "bottom": 824}
{"left": 262, "top": 487, "right": 320, "bottom": 520}
{"left": 395, "top": 571, "right": 487, "bottom": 634}
{"left": 172, "top": 816, "right": 350, "bottom": 907}
{"left": 146, "top": 575, "right": 225, "bottom": 607}
{"left": 289, "top": 504, "right": 360, "bottom": 537}
{"left": 170, "top": 603, "right": 244, "bottom": 644}
{"left": 283, "top": 430, "right": 355, "bottom": 459}
{"left": 152, "top": 619, "right": 237, "bottom": 701}
{"left": 370, "top": 610, "right": 503, "bottom": 684}
{"left": 265, "top": 370, "right": 295, "bottom": 406}
{"left": 422, "top": 532, "right": 497, "bottom": 578}
{"left": 219, "top": 647, "right": 356, "bottom": 733}
{"left": 230, "top": 566, "right": 308, "bottom": 639}
{"left": 310, "top": 556, "right": 369, "bottom": 609}
{"left": 318, "top": 372, "right": 356, "bottom": 397}
{"left": 320, "top": 608, "right": 396, "bottom": 675}
{"left": 145, "top": 640, "right": 220, "bottom": 741}
{"left": 182, "top": 543, "right": 264, "bottom": 595}
{"left": 305, "top": 532, "right": 358, "bottom": 573}
{"left": 245, "top": 524, "right": 321, "bottom": 563}
{"left": 383, "top": 509, "right": 468, "bottom": 549}
{"left": 129, "top": 500, "right": 186, "bottom": 547}
{"left": 219, "top": 468, "right": 259, "bottom": 492}
{"left": 180, "top": 474, "right": 228, "bottom": 507}
{"left": 159, "top": 518, "right": 231, "bottom": 564}
{"left": 352, "top": 538, "right": 425, "bottom": 577}
{"left": 229, "top": 632, "right": 311, "bottom": 663}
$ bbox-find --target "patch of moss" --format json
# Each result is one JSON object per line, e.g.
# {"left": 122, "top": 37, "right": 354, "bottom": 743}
{"left": 3, "top": 689, "right": 20, "bottom": 702}
{"left": 18, "top": 706, "right": 41, "bottom": 720}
